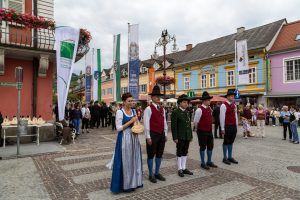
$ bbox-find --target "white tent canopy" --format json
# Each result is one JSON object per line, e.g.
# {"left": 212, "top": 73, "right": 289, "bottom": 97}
{"left": 166, "top": 98, "right": 177, "bottom": 103}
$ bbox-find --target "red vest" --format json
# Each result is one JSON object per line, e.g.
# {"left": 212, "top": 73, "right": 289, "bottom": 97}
{"left": 150, "top": 104, "right": 164, "bottom": 134}
{"left": 197, "top": 105, "right": 213, "bottom": 132}
{"left": 224, "top": 102, "right": 236, "bottom": 125}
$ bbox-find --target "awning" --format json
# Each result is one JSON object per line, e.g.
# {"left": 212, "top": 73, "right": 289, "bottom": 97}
{"left": 264, "top": 94, "right": 300, "bottom": 98}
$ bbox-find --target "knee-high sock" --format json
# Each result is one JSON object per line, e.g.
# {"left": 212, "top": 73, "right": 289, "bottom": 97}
{"left": 155, "top": 158, "right": 162, "bottom": 175}
{"left": 207, "top": 150, "right": 212, "bottom": 164}
{"left": 177, "top": 157, "right": 182, "bottom": 170}
{"left": 223, "top": 144, "right": 228, "bottom": 160}
{"left": 228, "top": 144, "right": 233, "bottom": 159}
{"left": 181, "top": 156, "right": 187, "bottom": 170}
{"left": 147, "top": 159, "right": 153, "bottom": 176}
{"left": 200, "top": 150, "right": 205, "bottom": 164}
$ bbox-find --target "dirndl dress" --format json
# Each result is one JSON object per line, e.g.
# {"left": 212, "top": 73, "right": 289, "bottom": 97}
{"left": 110, "top": 109, "right": 143, "bottom": 193}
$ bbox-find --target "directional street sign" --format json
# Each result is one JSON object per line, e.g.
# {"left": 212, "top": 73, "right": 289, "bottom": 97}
{"left": 0, "top": 82, "right": 17, "bottom": 87}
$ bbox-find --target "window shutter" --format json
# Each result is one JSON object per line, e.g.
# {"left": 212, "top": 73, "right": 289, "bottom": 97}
{"left": 8, "top": 0, "right": 25, "bottom": 13}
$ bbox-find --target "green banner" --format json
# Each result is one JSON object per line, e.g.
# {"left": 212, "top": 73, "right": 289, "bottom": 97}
{"left": 97, "top": 49, "right": 101, "bottom": 101}
{"left": 113, "top": 34, "right": 121, "bottom": 102}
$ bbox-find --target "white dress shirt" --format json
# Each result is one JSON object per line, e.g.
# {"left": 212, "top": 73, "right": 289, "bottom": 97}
{"left": 219, "top": 101, "right": 238, "bottom": 131}
{"left": 193, "top": 105, "right": 209, "bottom": 129}
{"left": 81, "top": 107, "right": 90, "bottom": 119}
{"left": 143, "top": 103, "right": 168, "bottom": 139}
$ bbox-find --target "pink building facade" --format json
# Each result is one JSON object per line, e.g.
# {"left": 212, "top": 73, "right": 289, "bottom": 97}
{"left": 268, "top": 20, "right": 300, "bottom": 108}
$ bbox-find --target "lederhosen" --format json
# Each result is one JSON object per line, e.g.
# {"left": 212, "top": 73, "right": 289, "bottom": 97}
{"left": 223, "top": 102, "right": 237, "bottom": 145}
{"left": 146, "top": 104, "right": 166, "bottom": 159}
{"left": 197, "top": 106, "right": 214, "bottom": 151}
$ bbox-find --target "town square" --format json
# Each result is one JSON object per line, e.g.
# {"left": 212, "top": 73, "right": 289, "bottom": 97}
{"left": 0, "top": 0, "right": 300, "bottom": 199}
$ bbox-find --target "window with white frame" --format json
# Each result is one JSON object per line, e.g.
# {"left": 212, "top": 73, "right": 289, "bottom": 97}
{"left": 8, "top": 0, "right": 25, "bottom": 14}
{"left": 158, "top": 84, "right": 170, "bottom": 92}
{"left": 184, "top": 77, "right": 190, "bottom": 90}
{"left": 227, "top": 71, "right": 235, "bottom": 86}
{"left": 102, "top": 89, "right": 106, "bottom": 95}
{"left": 139, "top": 84, "right": 147, "bottom": 93}
{"left": 121, "top": 87, "right": 128, "bottom": 94}
{"left": 285, "top": 58, "right": 300, "bottom": 82}
{"left": 249, "top": 68, "right": 256, "bottom": 83}
{"left": 209, "top": 74, "right": 216, "bottom": 87}
{"left": 107, "top": 88, "right": 112, "bottom": 95}
{"left": 201, "top": 74, "right": 207, "bottom": 88}
{"left": 110, "top": 73, "right": 114, "bottom": 79}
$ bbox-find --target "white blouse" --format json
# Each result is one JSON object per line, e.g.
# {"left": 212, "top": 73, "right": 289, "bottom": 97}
{"left": 116, "top": 109, "right": 135, "bottom": 132}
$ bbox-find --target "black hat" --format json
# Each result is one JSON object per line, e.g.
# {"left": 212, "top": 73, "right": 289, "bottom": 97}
{"left": 200, "top": 91, "right": 213, "bottom": 100}
{"left": 177, "top": 94, "right": 190, "bottom": 104}
{"left": 225, "top": 89, "right": 236, "bottom": 97}
{"left": 149, "top": 85, "right": 163, "bottom": 96}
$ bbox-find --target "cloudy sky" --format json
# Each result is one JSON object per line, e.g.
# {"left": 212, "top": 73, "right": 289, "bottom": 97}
{"left": 54, "top": 0, "right": 300, "bottom": 74}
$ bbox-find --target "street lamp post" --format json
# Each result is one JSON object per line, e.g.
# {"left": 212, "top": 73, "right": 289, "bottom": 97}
{"left": 15, "top": 66, "right": 23, "bottom": 156}
{"left": 172, "top": 66, "right": 176, "bottom": 98}
{"left": 152, "top": 29, "right": 178, "bottom": 101}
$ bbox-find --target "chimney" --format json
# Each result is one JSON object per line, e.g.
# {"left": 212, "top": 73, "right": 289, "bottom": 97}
{"left": 237, "top": 27, "right": 245, "bottom": 34}
{"left": 186, "top": 44, "right": 193, "bottom": 51}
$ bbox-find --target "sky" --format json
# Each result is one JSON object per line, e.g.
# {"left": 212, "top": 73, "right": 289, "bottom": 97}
{"left": 54, "top": 0, "right": 300, "bottom": 74}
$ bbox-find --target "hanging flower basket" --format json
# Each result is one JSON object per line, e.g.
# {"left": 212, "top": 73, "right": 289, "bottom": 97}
{"left": 0, "top": 8, "right": 92, "bottom": 47}
{"left": 156, "top": 76, "right": 175, "bottom": 86}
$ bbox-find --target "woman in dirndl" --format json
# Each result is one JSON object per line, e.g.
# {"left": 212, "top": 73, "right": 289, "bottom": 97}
{"left": 110, "top": 92, "right": 143, "bottom": 193}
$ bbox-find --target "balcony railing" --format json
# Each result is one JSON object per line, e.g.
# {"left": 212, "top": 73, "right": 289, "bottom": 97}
{"left": 0, "top": 20, "right": 89, "bottom": 62}
{"left": 0, "top": 20, "right": 55, "bottom": 51}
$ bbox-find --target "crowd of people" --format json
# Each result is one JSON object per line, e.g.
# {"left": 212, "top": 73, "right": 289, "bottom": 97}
{"left": 236, "top": 103, "right": 300, "bottom": 144}
{"left": 53, "top": 100, "right": 121, "bottom": 143}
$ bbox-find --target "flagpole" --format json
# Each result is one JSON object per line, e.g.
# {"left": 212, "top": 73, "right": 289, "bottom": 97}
{"left": 235, "top": 39, "right": 238, "bottom": 90}
{"left": 147, "top": 67, "right": 149, "bottom": 103}
{"left": 128, "top": 23, "right": 130, "bottom": 97}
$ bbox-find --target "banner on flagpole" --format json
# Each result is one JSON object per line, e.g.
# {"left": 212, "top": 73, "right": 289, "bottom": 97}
{"left": 85, "top": 50, "right": 93, "bottom": 102}
{"left": 55, "top": 26, "right": 80, "bottom": 121}
{"left": 96, "top": 49, "right": 101, "bottom": 101}
{"left": 128, "top": 24, "right": 140, "bottom": 100}
{"left": 148, "top": 66, "right": 155, "bottom": 93}
{"left": 236, "top": 39, "right": 249, "bottom": 85}
{"left": 113, "top": 34, "right": 121, "bottom": 102}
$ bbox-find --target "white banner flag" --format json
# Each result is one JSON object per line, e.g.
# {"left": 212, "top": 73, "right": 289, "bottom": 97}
{"left": 55, "top": 27, "right": 80, "bottom": 121}
{"left": 91, "top": 49, "right": 98, "bottom": 101}
{"left": 128, "top": 24, "right": 140, "bottom": 100}
{"left": 236, "top": 39, "right": 249, "bottom": 85}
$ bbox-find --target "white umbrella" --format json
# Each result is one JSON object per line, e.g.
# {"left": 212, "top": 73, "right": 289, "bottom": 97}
{"left": 166, "top": 98, "right": 177, "bottom": 103}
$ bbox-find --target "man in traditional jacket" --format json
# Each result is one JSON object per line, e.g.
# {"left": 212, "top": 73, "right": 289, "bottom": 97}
{"left": 220, "top": 89, "right": 239, "bottom": 165}
{"left": 143, "top": 86, "right": 168, "bottom": 183}
{"left": 194, "top": 91, "right": 218, "bottom": 170}
{"left": 171, "top": 94, "right": 193, "bottom": 177}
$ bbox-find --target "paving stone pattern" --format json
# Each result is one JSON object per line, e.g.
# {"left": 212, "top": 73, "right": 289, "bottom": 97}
{"left": 30, "top": 126, "right": 300, "bottom": 200}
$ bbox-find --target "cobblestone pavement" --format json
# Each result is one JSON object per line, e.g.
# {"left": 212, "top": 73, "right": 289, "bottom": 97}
{"left": 2, "top": 125, "right": 300, "bottom": 200}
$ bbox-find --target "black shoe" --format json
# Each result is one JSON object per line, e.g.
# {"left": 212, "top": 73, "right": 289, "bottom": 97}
{"left": 155, "top": 174, "right": 166, "bottom": 181}
{"left": 207, "top": 162, "right": 218, "bottom": 168}
{"left": 223, "top": 159, "right": 231, "bottom": 165}
{"left": 201, "top": 164, "right": 210, "bottom": 170}
{"left": 149, "top": 176, "right": 157, "bottom": 183}
{"left": 183, "top": 169, "right": 193, "bottom": 175}
{"left": 178, "top": 170, "right": 184, "bottom": 177}
{"left": 228, "top": 158, "right": 238, "bottom": 164}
